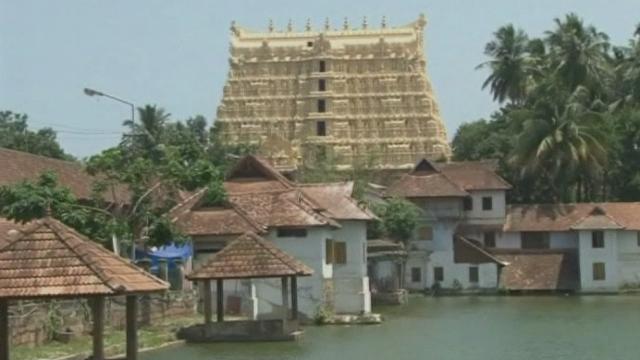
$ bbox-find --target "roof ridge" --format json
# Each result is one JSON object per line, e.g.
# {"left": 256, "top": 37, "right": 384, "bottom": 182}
{"left": 0, "top": 220, "right": 44, "bottom": 252}
{"left": 456, "top": 235, "right": 508, "bottom": 266}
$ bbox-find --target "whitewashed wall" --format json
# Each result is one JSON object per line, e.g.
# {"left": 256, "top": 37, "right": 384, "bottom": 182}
{"left": 329, "top": 220, "right": 371, "bottom": 314}
{"left": 464, "top": 190, "right": 506, "bottom": 223}
{"left": 617, "top": 231, "right": 640, "bottom": 287}
{"left": 578, "top": 230, "right": 619, "bottom": 292}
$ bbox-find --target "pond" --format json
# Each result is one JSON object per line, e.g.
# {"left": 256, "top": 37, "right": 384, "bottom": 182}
{"left": 142, "top": 295, "right": 640, "bottom": 360}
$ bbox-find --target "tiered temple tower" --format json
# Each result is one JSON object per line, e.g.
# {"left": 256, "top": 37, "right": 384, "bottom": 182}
{"left": 215, "top": 14, "right": 451, "bottom": 170}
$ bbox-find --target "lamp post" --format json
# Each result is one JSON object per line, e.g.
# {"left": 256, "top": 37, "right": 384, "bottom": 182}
{"left": 83, "top": 87, "right": 135, "bottom": 128}
{"left": 83, "top": 87, "right": 135, "bottom": 257}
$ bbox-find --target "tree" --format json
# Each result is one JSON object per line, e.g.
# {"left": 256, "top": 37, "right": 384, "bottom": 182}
{"left": 0, "top": 172, "right": 119, "bottom": 246}
{"left": 0, "top": 111, "right": 72, "bottom": 160}
{"left": 545, "top": 13, "right": 611, "bottom": 92}
{"left": 121, "top": 105, "right": 170, "bottom": 163}
{"left": 477, "top": 25, "right": 537, "bottom": 104}
{"left": 378, "top": 198, "right": 420, "bottom": 242}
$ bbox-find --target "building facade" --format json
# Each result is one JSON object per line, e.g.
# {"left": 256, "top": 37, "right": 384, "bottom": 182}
{"left": 384, "top": 159, "right": 640, "bottom": 293}
{"left": 215, "top": 15, "right": 451, "bottom": 171}
{"left": 170, "top": 156, "right": 374, "bottom": 318}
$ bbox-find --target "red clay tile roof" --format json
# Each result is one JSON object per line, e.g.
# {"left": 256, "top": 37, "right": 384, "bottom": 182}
{"left": 226, "top": 155, "right": 293, "bottom": 188}
{"left": 494, "top": 249, "right": 579, "bottom": 290}
{"left": 0, "top": 148, "right": 128, "bottom": 203}
{"left": 300, "top": 182, "right": 376, "bottom": 221}
{"left": 0, "top": 217, "right": 168, "bottom": 299}
{"left": 187, "top": 232, "right": 313, "bottom": 280}
{"left": 504, "top": 203, "right": 640, "bottom": 232}
{"left": 453, "top": 235, "right": 507, "bottom": 265}
{"left": 438, "top": 161, "right": 512, "bottom": 191}
{"left": 385, "top": 158, "right": 511, "bottom": 198}
{"left": 571, "top": 206, "right": 624, "bottom": 230}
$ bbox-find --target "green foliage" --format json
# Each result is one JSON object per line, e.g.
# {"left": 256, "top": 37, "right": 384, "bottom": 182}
{"left": 377, "top": 198, "right": 420, "bottom": 242}
{"left": 0, "top": 172, "right": 120, "bottom": 245}
{"left": 461, "top": 15, "right": 640, "bottom": 203}
{"left": 0, "top": 111, "right": 72, "bottom": 160}
{"left": 201, "top": 181, "right": 228, "bottom": 207}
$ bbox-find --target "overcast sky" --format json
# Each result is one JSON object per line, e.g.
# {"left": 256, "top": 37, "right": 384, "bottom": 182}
{"left": 1, "top": 0, "right": 639, "bottom": 158}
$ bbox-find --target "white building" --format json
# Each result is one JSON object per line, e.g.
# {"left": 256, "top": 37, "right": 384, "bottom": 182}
{"left": 502, "top": 203, "right": 640, "bottom": 292}
{"left": 170, "top": 156, "right": 374, "bottom": 317}
{"left": 385, "top": 159, "right": 640, "bottom": 293}
{"left": 384, "top": 159, "right": 510, "bottom": 292}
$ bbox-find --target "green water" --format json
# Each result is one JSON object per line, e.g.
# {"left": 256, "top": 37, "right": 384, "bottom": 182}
{"left": 142, "top": 295, "right": 640, "bottom": 360}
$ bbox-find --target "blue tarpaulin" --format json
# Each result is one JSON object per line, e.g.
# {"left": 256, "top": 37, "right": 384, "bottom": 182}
{"left": 135, "top": 243, "right": 192, "bottom": 271}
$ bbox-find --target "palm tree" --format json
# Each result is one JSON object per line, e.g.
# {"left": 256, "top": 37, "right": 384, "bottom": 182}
{"left": 545, "top": 13, "right": 611, "bottom": 92}
{"left": 477, "top": 24, "right": 538, "bottom": 104}
{"left": 615, "top": 28, "right": 640, "bottom": 104}
{"left": 122, "top": 105, "right": 170, "bottom": 162}
{"left": 510, "top": 86, "right": 608, "bottom": 201}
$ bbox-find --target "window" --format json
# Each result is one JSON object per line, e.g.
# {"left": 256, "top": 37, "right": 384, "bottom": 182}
{"left": 433, "top": 267, "right": 444, "bottom": 283}
{"left": 325, "top": 239, "right": 347, "bottom": 265}
{"left": 411, "top": 267, "right": 422, "bottom": 283}
{"left": 483, "top": 231, "right": 496, "bottom": 248}
{"left": 277, "top": 228, "right": 307, "bottom": 238}
{"left": 592, "top": 231, "right": 605, "bottom": 248}
{"left": 482, "top": 196, "right": 493, "bottom": 211}
{"left": 418, "top": 226, "right": 433, "bottom": 241}
{"left": 319, "top": 60, "right": 326, "bottom": 72}
{"left": 317, "top": 99, "right": 326, "bottom": 112}
{"left": 325, "top": 239, "right": 334, "bottom": 264}
{"left": 316, "top": 121, "right": 326, "bottom": 136}
{"left": 593, "top": 262, "right": 606, "bottom": 281}
{"left": 469, "top": 266, "right": 479, "bottom": 283}
{"left": 334, "top": 241, "right": 347, "bottom": 265}
{"left": 463, "top": 197, "right": 473, "bottom": 211}
{"left": 318, "top": 79, "right": 326, "bottom": 91}
{"left": 522, "top": 232, "right": 550, "bottom": 249}
{"left": 637, "top": 232, "right": 640, "bottom": 247}
{"left": 307, "top": 41, "right": 314, "bottom": 47}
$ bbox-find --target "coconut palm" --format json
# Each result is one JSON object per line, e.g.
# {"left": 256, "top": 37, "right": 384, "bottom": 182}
{"left": 122, "top": 105, "right": 170, "bottom": 162}
{"left": 477, "top": 24, "right": 538, "bottom": 104}
{"left": 510, "top": 86, "right": 608, "bottom": 201}
{"left": 545, "top": 13, "right": 611, "bottom": 92}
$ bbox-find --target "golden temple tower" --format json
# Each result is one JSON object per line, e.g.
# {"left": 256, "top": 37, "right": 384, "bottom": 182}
{"left": 215, "top": 14, "right": 451, "bottom": 170}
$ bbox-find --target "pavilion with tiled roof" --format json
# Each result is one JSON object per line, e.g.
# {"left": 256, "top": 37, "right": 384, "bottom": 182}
{"left": 0, "top": 217, "right": 168, "bottom": 360}
{"left": 187, "top": 232, "right": 312, "bottom": 325}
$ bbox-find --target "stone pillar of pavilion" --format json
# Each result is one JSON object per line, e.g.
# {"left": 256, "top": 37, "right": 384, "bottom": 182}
{"left": 0, "top": 218, "right": 169, "bottom": 360}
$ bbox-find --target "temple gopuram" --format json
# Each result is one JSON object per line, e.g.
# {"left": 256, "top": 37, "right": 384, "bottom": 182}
{"left": 215, "top": 14, "right": 451, "bottom": 171}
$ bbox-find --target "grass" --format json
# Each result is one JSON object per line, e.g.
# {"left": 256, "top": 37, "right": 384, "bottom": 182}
{"left": 12, "top": 314, "right": 202, "bottom": 360}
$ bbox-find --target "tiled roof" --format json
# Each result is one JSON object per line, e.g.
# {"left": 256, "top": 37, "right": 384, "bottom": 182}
{"left": 494, "top": 250, "right": 579, "bottom": 291}
{"left": 453, "top": 235, "right": 506, "bottom": 265}
{"left": 187, "top": 232, "right": 313, "bottom": 280}
{"left": 438, "top": 161, "right": 512, "bottom": 191}
{"left": 385, "top": 172, "right": 468, "bottom": 198}
{"left": 504, "top": 203, "right": 640, "bottom": 232}
{"left": 226, "top": 155, "right": 293, "bottom": 188}
{"left": 571, "top": 206, "right": 624, "bottom": 230}
{"left": 385, "top": 158, "right": 512, "bottom": 198}
{"left": 300, "top": 182, "right": 376, "bottom": 221}
{"left": 0, "top": 217, "right": 168, "bottom": 299}
{"left": 0, "top": 148, "right": 129, "bottom": 203}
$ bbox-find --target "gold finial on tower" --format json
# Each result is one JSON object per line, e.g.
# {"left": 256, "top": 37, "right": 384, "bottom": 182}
{"left": 305, "top": 18, "right": 311, "bottom": 31}
{"left": 343, "top": 17, "right": 349, "bottom": 30}
{"left": 381, "top": 16, "right": 387, "bottom": 28}
{"left": 362, "top": 16, "right": 368, "bottom": 29}
{"left": 324, "top": 17, "right": 330, "bottom": 31}
{"left": 268, "top": 18, "right": 274, "bottom": 32}
{"left": 287, "top": 19, "right": 293, "bottom": 32}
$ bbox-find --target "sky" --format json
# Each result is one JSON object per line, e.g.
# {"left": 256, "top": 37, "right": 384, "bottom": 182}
{"left": 1, "top": 0, "right": 639, "bottom": 158}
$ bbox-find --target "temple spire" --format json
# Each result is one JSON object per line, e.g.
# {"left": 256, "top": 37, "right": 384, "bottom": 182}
{"left": 343, "top": 17, "right": 349, "bottom": 30}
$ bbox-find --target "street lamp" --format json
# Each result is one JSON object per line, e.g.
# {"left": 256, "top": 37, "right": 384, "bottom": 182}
{"left": 83, "top": 87, "right": 136, "bottom": 257}
{"left": 83, "top": 87, "right": 135, "bottom": 126}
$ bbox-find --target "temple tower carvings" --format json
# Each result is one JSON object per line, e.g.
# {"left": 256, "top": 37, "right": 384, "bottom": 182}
{"left": 215, "top": 15, "right": 451, "bottom": 170}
